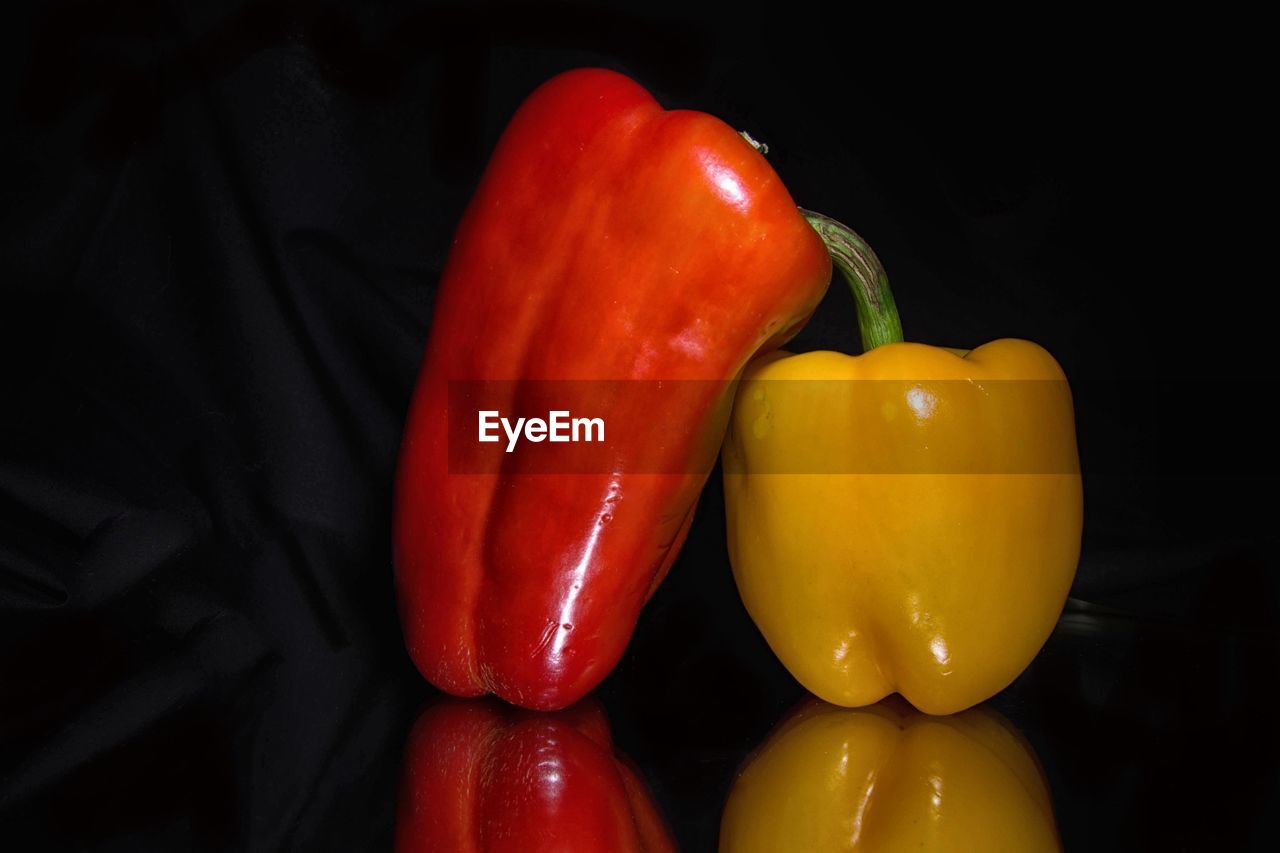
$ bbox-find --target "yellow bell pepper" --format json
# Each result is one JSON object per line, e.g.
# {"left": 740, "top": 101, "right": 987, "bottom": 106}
{"left": 722, "top": 212, "right": 1082, "bottom": 715}
{"left": 719, "top": 698, "right": 1061, "bottom": 852}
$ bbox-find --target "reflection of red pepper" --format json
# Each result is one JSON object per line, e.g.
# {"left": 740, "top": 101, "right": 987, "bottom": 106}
{"left": 394, "top": 69, "right": 830, "bottom": 709}
{"left": 394, "top": 698, "right": 675, "bottom": 852}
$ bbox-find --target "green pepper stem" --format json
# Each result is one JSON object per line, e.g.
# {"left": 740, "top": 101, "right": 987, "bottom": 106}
{"left": 801, "top": 209, "right": 904, "bottom": 351}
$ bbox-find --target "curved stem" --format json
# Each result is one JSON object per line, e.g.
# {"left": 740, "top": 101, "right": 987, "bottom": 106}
{"left": 801, "top": 209, "right": 903, "bottom": 351}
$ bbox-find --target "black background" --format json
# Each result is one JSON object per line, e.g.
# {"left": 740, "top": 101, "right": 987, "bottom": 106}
{"left": 2, "top": 2, "right": 1275, "bottom": 850}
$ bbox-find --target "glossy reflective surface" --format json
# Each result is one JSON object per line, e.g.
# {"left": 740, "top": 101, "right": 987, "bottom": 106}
{"left": 395, "top": 698, "right": 673, "bottom": 852}
{"left": 379, "top": 497, "right": 1280, "bottom": 852}
{"left": 720, "top": 698, "right": 1058, "bottom": 851}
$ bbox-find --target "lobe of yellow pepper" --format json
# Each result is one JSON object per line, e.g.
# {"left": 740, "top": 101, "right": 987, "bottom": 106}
{"left": 721, "top": 338, "right": 1082, "bottom": 715}
{"left": 719, "top": 698, "right": 1061, "bottom": 852}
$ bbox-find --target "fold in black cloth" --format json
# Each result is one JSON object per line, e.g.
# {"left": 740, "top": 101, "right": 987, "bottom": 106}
{"left": 2, "top": 4, "right": 438, "bottom": 846}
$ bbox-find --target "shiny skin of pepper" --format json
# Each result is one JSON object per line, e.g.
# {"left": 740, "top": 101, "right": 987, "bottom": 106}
{"left": 719, "top": 698, "right": 1060, "bottom": 852}
{"left": 395, "top": 698, "right": 675, "bottom": 853}
{"left": 722, "top": 338, "right": 1082, "bottom": 715}
{"left": 394, "top": 69, "right": 831, "bottom": 710}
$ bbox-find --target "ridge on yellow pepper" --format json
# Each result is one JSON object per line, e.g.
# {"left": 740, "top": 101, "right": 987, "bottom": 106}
{"left": 719, "top": 698, "right": 1061, "bottom": 852}
{"left": 722, "top": 212, "right": 1082, "bottom": 715}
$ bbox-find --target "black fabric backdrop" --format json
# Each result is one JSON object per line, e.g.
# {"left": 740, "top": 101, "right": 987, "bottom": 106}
{"left": 2, "top": 2, "right": 1275, "bottom": 850}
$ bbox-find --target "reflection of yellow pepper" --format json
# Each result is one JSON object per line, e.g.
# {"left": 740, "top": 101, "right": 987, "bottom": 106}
{"left": 722, "top": 213, "right": 1082, "bottom": 715}
{"left": 719, "top": 699, "right": 1060, "bottom": 852}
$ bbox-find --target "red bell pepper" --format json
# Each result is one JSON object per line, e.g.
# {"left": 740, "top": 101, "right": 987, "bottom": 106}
{"left": 394, "top": 68, "right": 830, "bottom": 709}
{"left": 394, "top": 698, "right": 675, "bottom": 852}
